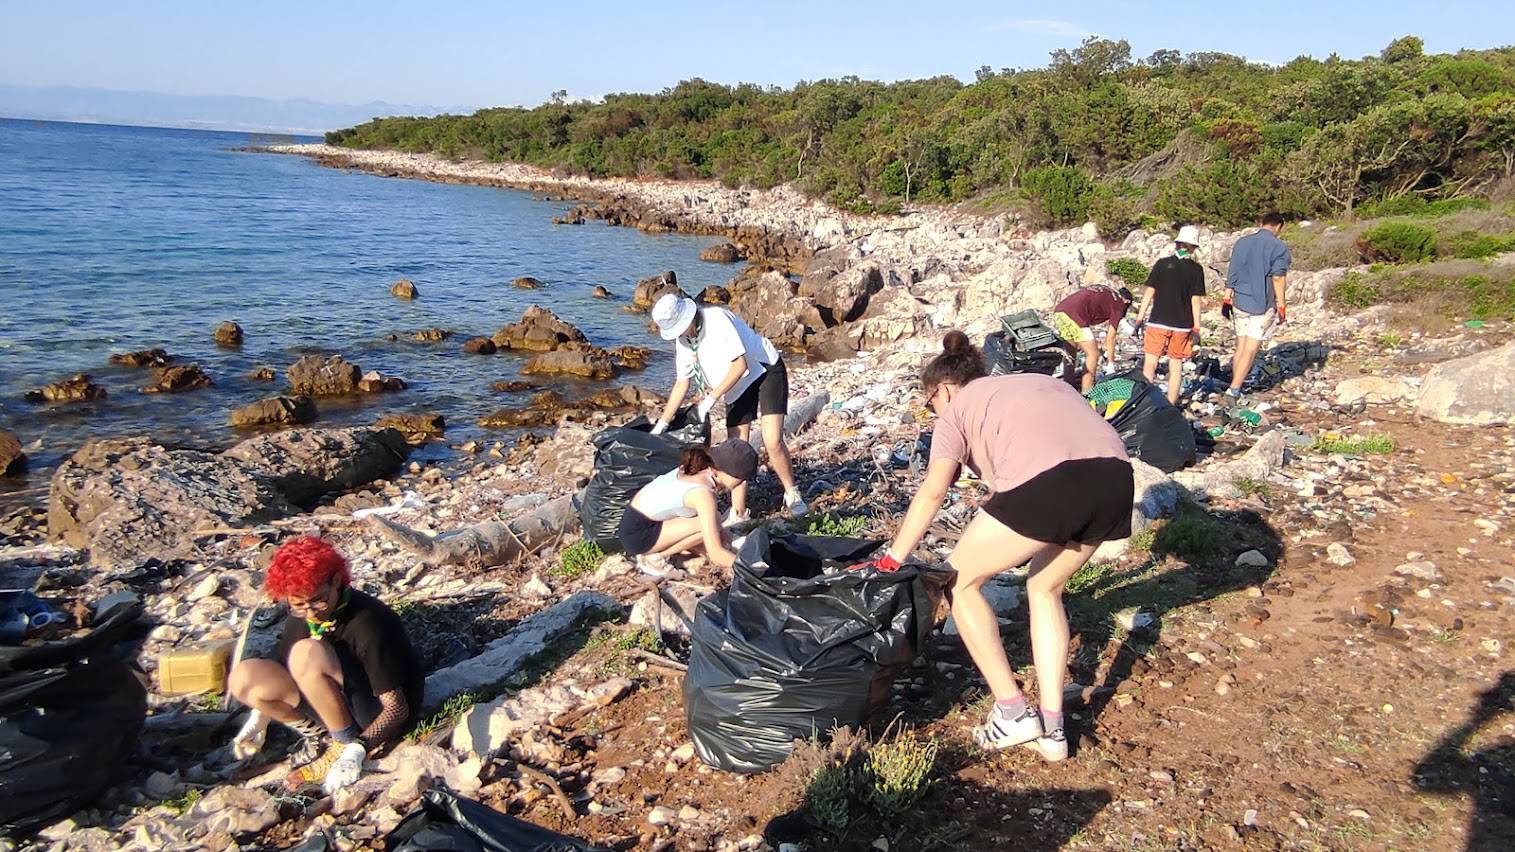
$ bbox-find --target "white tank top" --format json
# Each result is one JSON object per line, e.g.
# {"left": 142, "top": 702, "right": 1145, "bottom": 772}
{"left": 634, "top": 468, "right": 712, "bottom": 522}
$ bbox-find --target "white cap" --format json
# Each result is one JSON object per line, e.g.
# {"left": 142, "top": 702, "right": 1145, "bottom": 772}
{"left": 652, "top": 294, "right": 698, "bottom": 340}
{"left": 1176, "top": 225, "right": 1201, "bottom": 247}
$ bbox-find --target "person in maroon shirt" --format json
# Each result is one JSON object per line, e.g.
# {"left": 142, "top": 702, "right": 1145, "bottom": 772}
{"left": 1049, "top": 284, "right": 1134, "bottom": 391}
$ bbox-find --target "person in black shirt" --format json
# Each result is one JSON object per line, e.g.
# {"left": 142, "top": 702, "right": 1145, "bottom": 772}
{"left": 227, "top": 536, "right": 423, "bottom": 794}
{"left": 1133, "top": 225, "right": 1207, "bottom": 404}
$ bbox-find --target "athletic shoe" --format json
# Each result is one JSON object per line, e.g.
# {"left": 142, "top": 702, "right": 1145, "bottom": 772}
{"left": 972, "top": 705, "right": 1043, "bottom": 750}
{"left": 1025, "top": 727, "right": 1069, "bottom": 762}
{"left": 784, "top": 489, "right": 809, "bottom": 517}
{"left": 636, "top": 554, "right": 672, "bottom": 578}
{"left": 722, "top": 508, "right": 751, "bottom": 529}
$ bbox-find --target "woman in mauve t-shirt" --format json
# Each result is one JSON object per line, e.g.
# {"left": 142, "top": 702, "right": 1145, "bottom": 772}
{"left": 864, "top": 331, "right": 1134, "bottom": 762}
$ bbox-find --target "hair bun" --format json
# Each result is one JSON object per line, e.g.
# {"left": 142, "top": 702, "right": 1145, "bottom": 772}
{"left": 942, "top": 330, "right": 972, "bottom": 355}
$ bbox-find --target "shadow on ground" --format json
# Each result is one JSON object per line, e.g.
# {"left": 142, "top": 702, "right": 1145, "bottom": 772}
{"left": 1413, "top": 671, "right": 1515, "bottom": 852}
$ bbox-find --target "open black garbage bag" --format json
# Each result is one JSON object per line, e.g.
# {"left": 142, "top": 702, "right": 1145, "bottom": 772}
{"left": 386, "top": 788, "right": 610, "bottom": 852}
{"left": 0, "top": 602, "right": 146, "bottom": 835}
{"left": 1094, "top": 370, "right": 1197, "bottom": 473}
{"left": 579, "top": 406, "right": 711, "bottom": 553}
{"left": 983, "top": 331, "right": 1067, "bottom": 377}
{"left": 685, "top": 530, "right": 950, "bottom": 773}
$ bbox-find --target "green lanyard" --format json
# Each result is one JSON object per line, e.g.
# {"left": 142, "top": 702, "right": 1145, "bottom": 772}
{"left": 306, "top": 588, "right": 350, "bottom": 639}
{"left": 685, "top": 318, "right": 709, "bottom": 393}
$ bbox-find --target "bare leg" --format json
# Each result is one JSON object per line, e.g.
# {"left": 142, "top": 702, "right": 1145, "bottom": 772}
{"left": 760, "top": 412, "right": 798, "bottom": 494}
{"left": 1230, "top": 336, "right": 1262, "bottom": 392}
{"left": 1024, "top": 542, "right": 1098, "bottom": 716}
{"left": 648, "top": 516, "right": 705, "bottom": 558}
{"left": 1077, "top": 340, "right": 1100, "bottom": 392}
{"left": 228, "top": 659, "right": 305, "bottom": 725}
{"left": 287, "top": 638, "right": 355, "bottom": 733}
{"left": 1142, "top": 353, "right": 1160, "bottom": 384}
{"left": 1166, "top": 357, "right": 1183, "bottom": 405}
{"left": 946, "top": 512, "right": 1058, "bottom": 702}
{"left": 731, "top": 422, "right": 754, "bottom": 516}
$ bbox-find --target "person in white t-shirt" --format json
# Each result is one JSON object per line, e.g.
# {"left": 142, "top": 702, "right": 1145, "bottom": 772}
{"left": 650, "top": 293, "right": 808, "bottom": 524}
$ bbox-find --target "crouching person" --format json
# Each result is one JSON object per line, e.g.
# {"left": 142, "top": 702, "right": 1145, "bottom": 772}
{"left": 227, "top": 536, "right": 424, "bottom": 794}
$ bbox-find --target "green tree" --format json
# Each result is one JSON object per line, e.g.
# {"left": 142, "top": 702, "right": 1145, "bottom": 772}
{"left": 1381, "top": 36, "right": 1424, "bottom": 65}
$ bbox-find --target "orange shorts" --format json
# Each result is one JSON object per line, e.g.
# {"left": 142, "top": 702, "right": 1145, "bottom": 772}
{"left": 1143, "top": 327, "right": 1194, "bottom": 360}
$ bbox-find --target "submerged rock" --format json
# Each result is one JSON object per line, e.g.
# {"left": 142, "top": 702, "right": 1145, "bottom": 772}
{"left": 26, "top": 374, "right": 107, "bottom": 404}
{"left": 247, "top": 366, "right": 277, "bottom": 381}
{"left": 492, "top": 306, "right": 591, "bottom": 352}
{"left": 390, "top": 278, "right": 418, "bottom": 299}
{"left": 0, "top": 430, "right": 25, "bottom": 476}
{"left": 287, "top": 354, "right": 362, "bottom": 396}
{"left": 48, "top": 426, "right": 408, "bottom": 568}
{"left": 592, "top": 285, "right": 613, "bottom": 299}
{"left": 141, "top": 364, "right": 213, "bottom": 394}
{"left": 512, "top": 276, "right": 546, "bottom": 289}
{"left": 358, "top": 370, "right": 407, "bottom": 393}
{"left": 109, "top": 348, "right": 172, "bottom": 368}
{"left": 213, "top": 321, "right": 244, "bottom": 347}
{"left": 699, "top": 242, "right": 741, "bottom": 263}
{"left": 230, "top": 396, "right": 316, "bottom": 428}
{"left": 608, "top": 345, "right": 651, "bottom": 370}
{"left": 412, "top": 327, "right": 450, "bottom": 342}
{"left": 491, "top": 379, "right": 540, "bottom": 393}
{"left": 375, "top": 412, "right": 446, "bottom": 444}
{"left": 462, "top": 336, "right": 498, "bottom": 355}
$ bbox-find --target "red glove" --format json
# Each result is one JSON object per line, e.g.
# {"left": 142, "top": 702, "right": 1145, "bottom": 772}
{"left": 1276, "top": 305, "right": 1287, "bottom": 324}
{"left": 1221, "top": 297, "right": 1234, "bottom": 321}
{"left": 847, "top": 552, "right": 902, "bottom": 573}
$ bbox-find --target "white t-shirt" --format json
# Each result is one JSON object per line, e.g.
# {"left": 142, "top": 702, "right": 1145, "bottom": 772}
{"left": 675, "top": 307, "right": 779, "bottom": 402}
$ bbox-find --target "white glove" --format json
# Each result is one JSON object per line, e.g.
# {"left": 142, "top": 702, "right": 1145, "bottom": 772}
{"left": 322, "top": 742, "right": 367, "bottom": 794}
{"left": 649, "top": 420, "right": 669, "bottom": 436}
{"left": 696, "top": 396, "right": 717, "bottom": 421}
{"left": 231, "top": 709, "right": 269, "bottom": 760}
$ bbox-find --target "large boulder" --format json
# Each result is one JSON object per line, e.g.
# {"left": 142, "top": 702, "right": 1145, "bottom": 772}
{"left": 141, "top": 364, "right": 213, "bottom": 394}
{"left": 699, "top": 242, "right": 741, "bottom": 263}
{"left": 214, "top": 321, "right": 244, "bottom": 348}
{"left": 1335, "top": 376, "right": 1414, "bottom": 406}
{"left": 799, "top": 261, "right": 885, "bottom": 325}
{"left": 521, "top": 345, "right": 615, "bottom": 380}
{"left": 728, "top": 270, "right": 822, "bottom": 349}
{"left": 287, "top": 355, "right": 361, "bottom": 396}
{"left": 48, "top": 427, "right": 408, "bottom": 569}
{"left": 0, "top": 430, "right": 24, "bottom": 476}
{"left": 491, "top": 307, "right": 590, "bottom": 352}
{"left": 231, "top": 396, "right": 316, "bottom": 428}
{"left": 696, "top": 285, "right": 731, "bottom": 305}
{"left": 390, "top": 279, "right": 418, "bottom": 299}
{"left": 1416, "top": 342, "right": 1515, "bottom": 425}
{"left": 109, "top": 349, "right": 172, "bottom": 368}
{"left": 631, "top": 271, "right": 681, "bottom": 311}
{"left": 374, "top": 412, "right": 446, "bottom": 444}
{"left": 806, "top": 286, "right": 932, "bottom": 361}
{"left": 26, "top": 374, "right": 107, "bottom": 404}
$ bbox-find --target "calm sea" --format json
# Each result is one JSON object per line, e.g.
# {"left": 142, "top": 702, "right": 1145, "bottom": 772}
{"left": 0, "top": 119, "right": 730, "bottom": 505}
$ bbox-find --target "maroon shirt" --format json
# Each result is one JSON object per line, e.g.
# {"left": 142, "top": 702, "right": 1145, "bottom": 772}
{"left": 1054, "top": 285, "right": 1127, "bottom": 329}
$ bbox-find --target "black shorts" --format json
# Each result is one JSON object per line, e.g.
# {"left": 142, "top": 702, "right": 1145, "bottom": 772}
{"left": 981, "top": 457, "right": 1134, "bottom": 545}
{"left": 616, "top": 507, "right": 663, "bottom": 556}
{"left": 726, "top": 357, "right": 789, "bottom": 428}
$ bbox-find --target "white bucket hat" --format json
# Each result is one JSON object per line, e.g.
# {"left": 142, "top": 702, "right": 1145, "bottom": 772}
{"left": 1175, "top": 225, "right": 1202, "bottom": 247}
{"left": 652, "top": 294, "right": 698, "bottom": 340}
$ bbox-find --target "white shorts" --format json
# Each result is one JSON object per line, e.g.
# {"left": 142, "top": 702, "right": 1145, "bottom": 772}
{"left": 1234, "top": 307, "right": 1276, "bottom": 341}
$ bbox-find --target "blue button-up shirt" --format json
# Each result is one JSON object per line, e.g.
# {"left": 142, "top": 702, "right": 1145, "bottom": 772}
{"left": 1226, "top": 229, "right": 1291, "bottom": 314}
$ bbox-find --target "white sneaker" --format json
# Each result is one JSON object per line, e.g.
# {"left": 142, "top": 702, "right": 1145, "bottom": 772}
{"left": 1025, "top": 728, "right": 1069, "bottom": 762}
{"left": 973, "top": 705, "right": 1043, "bottom": 750}
{"left": 722, "top": 508, "right": 751, "bottom": 529}
{"left": 636, "top": 554, "right": 672, "bottom": 578}
{"left": 784, "top": 489, "right": 809, "bottom": 517}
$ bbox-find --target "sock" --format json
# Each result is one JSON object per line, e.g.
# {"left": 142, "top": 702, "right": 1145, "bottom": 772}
{"left": 330, "top": 723, "right": 361, "bottom": 745}
{"left": 1040, "top": 709, "right": 1065, "bottom": 733}
{"left": 993, "top": 696, "right": 1028, "bottom": 719}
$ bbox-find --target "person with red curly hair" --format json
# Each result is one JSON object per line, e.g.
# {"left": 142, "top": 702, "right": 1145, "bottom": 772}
{"left": 227, "top": 537, "right": 423, "bottom": 794}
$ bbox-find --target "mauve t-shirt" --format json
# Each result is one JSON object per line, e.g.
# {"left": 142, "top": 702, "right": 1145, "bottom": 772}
{"left": 929, "top": 374, "right": 1128, "bottom": 493}
{"left": 1054, "top": 285, "right": 1127, "bottom": 328}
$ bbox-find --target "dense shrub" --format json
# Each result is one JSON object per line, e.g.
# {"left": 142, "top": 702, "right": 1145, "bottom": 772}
{"left": 1154, "top": 160, "right": 1274, "bottom": 228}
{"left": 1088, "top": 179, "right": 1146, "bottom": 238}
{"left": 1358, "top": 195, "right": 1490, "bottom": 218}
{"left": 1106, "top": 257, "right": 1151, "bottom": 288}
{"left": 1355, "top": 221, "right": 1439, "bottom": 263}
{"left": 1444, "top": 230, "right": 1515, "bottom": 259}
{"left": 1021, "top": 165, "right": 1095, "bottom": 226}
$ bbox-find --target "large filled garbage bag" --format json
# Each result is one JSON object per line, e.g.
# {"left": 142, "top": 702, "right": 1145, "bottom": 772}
{"left": 1086, "top": 371, "right": 1197, "bottom": 473}
{"left": 579, "top": 406, "right": 710, "bottom": 553}
{"left": 983, "top": 331, "right": 1067, "bottom": 377}
{"left": 386, "top": 788, "right": 610, "bottom": 852}
{"left": 685, "top": 530, "right": 951, "bottom": 773}
{"left": 0, "top": 601, "right": 146, "bottom": 835}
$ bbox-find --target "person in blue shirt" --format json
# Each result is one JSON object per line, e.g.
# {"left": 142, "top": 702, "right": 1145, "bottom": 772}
{"left": 1223, "top": 212, "right": 1291, "bottom": 400}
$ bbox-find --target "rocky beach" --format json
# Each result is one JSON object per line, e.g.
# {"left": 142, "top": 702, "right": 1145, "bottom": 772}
{"left": 3, "top": 143, "right": 1514, "bottom": 851}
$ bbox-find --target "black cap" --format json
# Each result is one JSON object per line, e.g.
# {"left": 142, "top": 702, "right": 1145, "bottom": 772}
{"left": 709, "top": 438, "right": 758, "bottom": 481}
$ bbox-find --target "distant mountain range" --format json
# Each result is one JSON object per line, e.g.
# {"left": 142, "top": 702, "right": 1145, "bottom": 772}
{"left": 0, "top": 84, "right": 468, "bottom": 135}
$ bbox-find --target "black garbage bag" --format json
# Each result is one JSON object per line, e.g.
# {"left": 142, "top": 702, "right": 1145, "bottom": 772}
{"left": 983, "top": 331, "right": 1067, "bottom": 377}
{"left": 0, "top": 602, "right": 146, "bottom": 835}
{"left": 579, "top": 406, "right": 711, "bottom": 553}
{"left": 1094, "top": 370, "right": 1197, "bottom": 473}
{"left": 685, "top": 530, "right": 951, "bottom": 773}
{"left": 386, "top": 788, "right": 610, "bottom": 852}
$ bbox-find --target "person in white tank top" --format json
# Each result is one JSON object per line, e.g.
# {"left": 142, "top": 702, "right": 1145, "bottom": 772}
{"left": 618, "top": 439, "right": 760, "bottom": 576}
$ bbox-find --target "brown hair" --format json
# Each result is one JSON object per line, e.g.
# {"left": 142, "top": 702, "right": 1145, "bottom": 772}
{"left": 680, "top": 444, "right": 714, "bottom": 475}
{"left": 921, "top": 330, "right": 987, "bottom": 394}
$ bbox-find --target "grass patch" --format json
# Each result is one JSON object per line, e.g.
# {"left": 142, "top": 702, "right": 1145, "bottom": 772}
{"left": 1153, "top": 506, "right": 1225, "bottom": 561}
{"left": 553, "top": 539, "right": 606, "bottom": 578}
{"left": 1234, "top": 476, "right": 1274, "bottom": 500}
{"left": 612, "top": 626, "right": 662, "bottom": 653}
{"left": 407, "top": 690, "right": 481, "bottom": 743}
{"left": 805, "top": 512, "right": 869, "bottom": 537}
{"left": 1066, "top": 562, "right": 1114, "bottom": 595}
{"left": 161, "top": 788, "right": 202, "bottom": 816}
{"left": 1314, "top": 434, "right": 1395, "bottom": 455}
{"left": 1328, "top": 259, "right": 1515, "bottom": 325}
{"left": 1127, "top": 528, "right": 1156, "bottom": 555}
{"left": 1376, "top": 332, "right": 1405, "bottom": 349}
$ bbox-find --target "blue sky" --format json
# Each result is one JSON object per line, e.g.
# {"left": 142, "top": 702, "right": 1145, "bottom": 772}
{"left": 4, "top": 1, "right": 1513, "bottom": 112}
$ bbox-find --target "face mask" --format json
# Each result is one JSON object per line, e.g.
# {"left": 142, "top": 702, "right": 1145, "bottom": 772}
{"left": 1175, "top": 248, "right": 1192, "bottom": 259}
